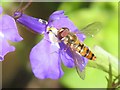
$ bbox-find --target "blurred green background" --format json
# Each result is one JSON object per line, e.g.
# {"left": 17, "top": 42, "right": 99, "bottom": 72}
{"left": 1, "top": 2, "right": 118, "bottom": 88}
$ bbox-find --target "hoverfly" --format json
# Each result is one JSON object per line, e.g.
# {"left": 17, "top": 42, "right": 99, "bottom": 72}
{"left": 47, "top": 22, "right": 101, "bottom": 79}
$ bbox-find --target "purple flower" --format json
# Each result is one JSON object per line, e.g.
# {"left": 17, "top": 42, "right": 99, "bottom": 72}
{"left": 15, "top": 10, "right": 88, "bottom": 79}
{"left": 0, "top": 6, "right": 23, "bottom": 61}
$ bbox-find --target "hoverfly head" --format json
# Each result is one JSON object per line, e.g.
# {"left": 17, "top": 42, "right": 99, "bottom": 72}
{"left": 57, "top": 27, "right": 69, "bottom": 40}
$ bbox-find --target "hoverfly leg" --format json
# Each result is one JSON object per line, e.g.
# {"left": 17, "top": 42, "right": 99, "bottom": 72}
{"left": 56, "top": 38, "right": 69, "bottom": 52}
{"left": 64, "top": 46, "right": 69, "bottom": 52}
{"left": 57, "top": 39, "right": 62, "bottom": 43}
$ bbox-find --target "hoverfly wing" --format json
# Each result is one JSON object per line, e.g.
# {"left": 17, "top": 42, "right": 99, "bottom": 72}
{"left": 80, "top": 22, "right": 102, "bottom": 37}
{"left": 75, "top": 65, "right": 85, "bottom": 80}
{"left": 70, "top": 48, "right": 86, "bottom": 80}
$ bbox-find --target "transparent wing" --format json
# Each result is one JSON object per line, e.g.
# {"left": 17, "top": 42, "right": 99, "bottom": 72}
{"left": 75, "top": 66, "right": 85, "bottom": 80}
{"left": 80, "top": 22, "right": 102, "bottom": 37}
{"left": 70, "top": 49, "right": 86, "bottom": 80}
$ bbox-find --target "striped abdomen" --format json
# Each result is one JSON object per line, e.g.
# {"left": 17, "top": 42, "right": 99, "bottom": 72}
{"left": 63, "top": 33, "right": 96, "bottom": 60}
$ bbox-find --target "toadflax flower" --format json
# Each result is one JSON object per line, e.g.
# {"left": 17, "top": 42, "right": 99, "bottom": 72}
{"left": 14, "top": 10, "right": 88, "bottom": 79}
{"left": 0, "top": 6, "right": 23, "bottom": 61}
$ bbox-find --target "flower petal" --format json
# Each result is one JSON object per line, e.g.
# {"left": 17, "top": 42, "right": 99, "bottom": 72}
{"left": 0, "top": 6, "right": 3, "bottom": 14}
{"left": 59, "top": 42, "right": 75, "bottom": 68}
{"left": 0, "top": 15, "right": 23, "bottom": 42}
{"left": 49, "top": 10, "right": 67, "bottom": 21}
{"left": 30, "top": 34, "right": 64, "bottom": 79}
{"left": 48, "top": 10, "right": 86, "bottom": 42}
{"left": 48, "top": 10, "right": 79, "bottom": 33}
{"left": 0, "top": 38, "right": 15, "bottom": 61}
{"left": 15, "top": 11, "right": 47, "bottom": 34}
{"left": 48, "top": 17, "right": 77, "bottom": 33}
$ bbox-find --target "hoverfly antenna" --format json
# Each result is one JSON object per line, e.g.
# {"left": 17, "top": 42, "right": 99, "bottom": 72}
{"left": 13, "top": 0, "right": 32, "bottom": 20}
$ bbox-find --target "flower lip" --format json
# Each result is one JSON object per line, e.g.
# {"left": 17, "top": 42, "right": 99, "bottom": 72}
{"left": 30, "top": 34, "right": 64, "bottom": 79}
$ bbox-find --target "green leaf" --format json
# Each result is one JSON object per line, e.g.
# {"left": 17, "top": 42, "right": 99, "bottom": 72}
{"left": 106, "top": 61, "right": 112, "bottom": 89}
{"left": 87, "top": 46, "right": 119, "bottom": 77}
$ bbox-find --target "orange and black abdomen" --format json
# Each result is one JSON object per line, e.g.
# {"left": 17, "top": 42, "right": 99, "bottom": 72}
{"left": 76, "top": 43, "right": 96, "bottom": 60}
{"left": 69, "top": 34, "right": 96, "bottom": 60}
